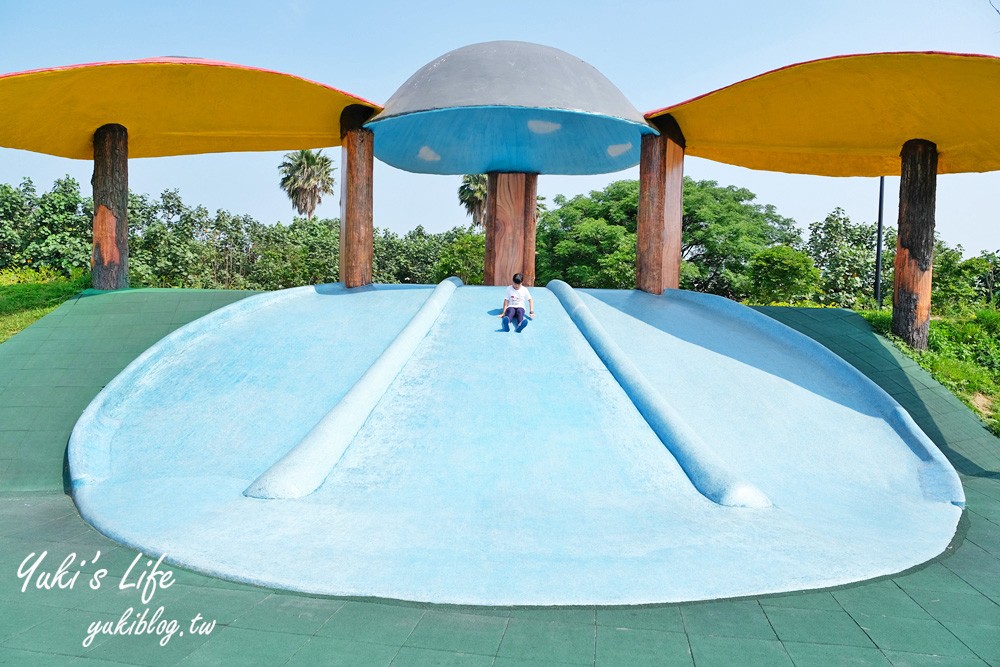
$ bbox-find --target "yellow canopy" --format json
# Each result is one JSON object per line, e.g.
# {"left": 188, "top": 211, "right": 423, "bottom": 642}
{"left": 648, "top": 52, "right": 1000, "bottom": 177}
{"left": 0, "top": 57, "right": 380, "bottom": 159}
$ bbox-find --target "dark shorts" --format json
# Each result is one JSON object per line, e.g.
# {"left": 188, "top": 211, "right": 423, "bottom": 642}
{"left": 504, "top": 307, "right": 526, "bottom": 326}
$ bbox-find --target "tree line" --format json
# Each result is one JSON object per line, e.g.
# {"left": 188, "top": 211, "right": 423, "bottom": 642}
{"left": 2, "top": 175, "right": 997, "bottom": 313}
{"left": 0, "top": 176, "right": 466, "bottom": 291}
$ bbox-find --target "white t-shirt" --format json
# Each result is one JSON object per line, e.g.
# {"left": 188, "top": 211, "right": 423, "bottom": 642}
{"left": 505, "top": 285, "right": 532, "bottom": 309}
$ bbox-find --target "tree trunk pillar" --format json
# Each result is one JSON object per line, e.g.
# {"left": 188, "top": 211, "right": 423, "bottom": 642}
{"left": 91, "top": 124, "right": 129, "bottom": 290}
{"left": 892, "top": 139, "right": 938, "bottom": 350}
{"left": 339, "top": 106, "right": 375, "bottom": 288}
{"left": 484, "top": 172, "right": 537, "bottom": 286}
{"left": 637, "top": 114, "right": 685, "bottom": 294}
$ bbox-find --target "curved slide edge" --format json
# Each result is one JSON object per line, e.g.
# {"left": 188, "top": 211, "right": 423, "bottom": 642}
{"left": 69, "top": 284, "right": 326, "bottom": 489}
{"left": 666, "top": 289, "right": 965, "bottom": 508}
{"left": 548, "top": 280, "right": 771, "bottom": 509}
{"left": 244, "top": 277, "right": 463, "bottom": 500}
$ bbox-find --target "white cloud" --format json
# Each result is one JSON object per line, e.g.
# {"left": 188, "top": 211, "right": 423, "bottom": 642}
{"left": 607, "top": 143, "right": 632, "bottom": 157}
{"left": 418, "top": 146, "right": 441, "bottom": 162}
{"left": 527, "top": 120, "right": 561, "bottom": 134}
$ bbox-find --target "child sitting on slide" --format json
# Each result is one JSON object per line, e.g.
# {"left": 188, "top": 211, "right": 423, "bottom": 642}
{"left": 498, "top": 273, "right": 535, "bottom": 331}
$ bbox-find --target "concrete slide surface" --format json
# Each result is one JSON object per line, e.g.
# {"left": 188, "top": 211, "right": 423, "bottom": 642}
{"left": 69, "top": 284, "right": 964, "bottom": 605}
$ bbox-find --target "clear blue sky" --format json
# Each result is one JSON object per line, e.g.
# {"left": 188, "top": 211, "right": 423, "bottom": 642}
{"left": 1, "top": 0, "right": 999, "bottom": 252}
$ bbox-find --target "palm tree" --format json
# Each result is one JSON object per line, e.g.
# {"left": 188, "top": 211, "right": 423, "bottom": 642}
{"left": 279, "top": 149, "right": 336, "bottom": 220}
{"left": 458, "top": 174, "right": 488, "bottom": 229}
{"left": 458, "top": 176, "right": 548, "bottom": 228}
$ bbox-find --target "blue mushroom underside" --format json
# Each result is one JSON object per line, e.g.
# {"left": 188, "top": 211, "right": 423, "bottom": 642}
{"left": 367, "top": 106, "right": 654, "bottom": 175}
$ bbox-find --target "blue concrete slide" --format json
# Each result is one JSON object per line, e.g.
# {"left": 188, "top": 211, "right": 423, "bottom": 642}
{"left": 69, "top": 282, "right": 964, "bottom": 605}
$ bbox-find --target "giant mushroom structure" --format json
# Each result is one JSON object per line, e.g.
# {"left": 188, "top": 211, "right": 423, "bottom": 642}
{"left": 0, "top": 57, "right": 380, "bottom": 290}
{"left": 365, "top": 41, "right": 656, "bottom": 286}
{"left": 643, "top": 52, "right": 1000, "bottom": 349}
{"left": 3, "top": 43, "right": 964, "bottom": 606}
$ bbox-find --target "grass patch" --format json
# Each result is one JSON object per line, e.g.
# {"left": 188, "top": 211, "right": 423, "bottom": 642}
{"left": 860, "top": 308, "right": 1000, "bottom": 435}
{"left": 0, "top": 272, "right": 89, "bottom": 343}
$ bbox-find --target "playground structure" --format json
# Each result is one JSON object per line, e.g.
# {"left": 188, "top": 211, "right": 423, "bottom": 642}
{"left": 0, "top": 42, "right": 992, "bottom": 603}
{"left": 2, "top": 45, "right": 1000, "bottom": 347}
{"left": 365, "top": 42, "right": 655, "bottom": 286}
{"left": 67, "top": 280, "right": 964, "bottom": 604}
{"left": 0, "top": 57, "right": 379, "bottom": 292}
{"left": 648, "top": 51, "right": 1000, "bottom": 350}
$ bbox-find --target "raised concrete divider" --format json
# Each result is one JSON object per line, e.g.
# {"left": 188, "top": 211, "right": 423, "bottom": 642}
{"left": 547, "top": 280, "right": 772, "bottom": 509}
{"left": 244, "top": 277, "right": 463, "bottom": 500}
{"left": 670, "top": 289, "right": 965, "bottom": 507}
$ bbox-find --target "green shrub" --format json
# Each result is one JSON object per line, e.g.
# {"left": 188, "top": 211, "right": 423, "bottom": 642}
{"left": 0, "top": 265, "right": 67, "bottom": 285}
{"left": 433, "top": 233, "right": 485, "bottom": 285}
{"left": 859, "top": 310, "right": 891, "bottom": 337}
{"left": 862, "top": 307, "right": 1000, "bottom": 435}
{"left": 746, "top": 245, "right": 821, "bottom": 304}
{"left": 928, "top": 355, "right": 994, "bottom": 394}
{"left": 974, "top": 308, "right": 1000, "bottom": 336}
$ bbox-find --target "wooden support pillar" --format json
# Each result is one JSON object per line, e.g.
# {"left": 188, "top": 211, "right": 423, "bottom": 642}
{"left": 484, "top": 172, "right": 537, "bottom": 286}
{"left": 339, "top": 105, "right": 376, "bottom": 288}
{"left": 892, "top": 139, "right": 938, "bottom": 350}
{"left": 637, "top": 114, "right": 685, "bottom": 294}
{"left": 91, "top": 124, "right": 129, "bottom": 290}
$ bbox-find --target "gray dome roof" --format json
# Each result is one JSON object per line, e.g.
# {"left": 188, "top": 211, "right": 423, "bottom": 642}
{"left": 367, "top": 41, "right": 655, "bottom": 175}
{"left": 377, "top": 41, "right": 648, "bottom": 123}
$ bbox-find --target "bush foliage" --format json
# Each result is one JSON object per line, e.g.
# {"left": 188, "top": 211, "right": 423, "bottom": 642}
{"left": 4, "top": 175, "right": 995, "bottom": 313}
{"left": 5, "top": 175, "right": 1000, "bottom": 431}
{"left": 0, "top": 178, "right": 476, "bottom": 291}
{"left": 863, "top": 309, "right": 1000, "bottom": 434}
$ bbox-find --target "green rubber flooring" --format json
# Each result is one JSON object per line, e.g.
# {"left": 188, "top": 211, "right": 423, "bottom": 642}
{"left": 1, "top": 289, "right": 998, "bottom": 666}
